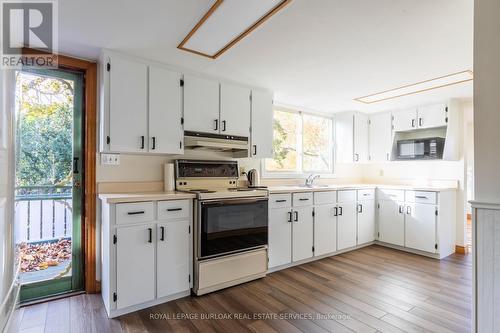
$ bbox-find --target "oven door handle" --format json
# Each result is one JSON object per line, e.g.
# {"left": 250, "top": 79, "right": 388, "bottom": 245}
{"left": 201, "top": 198, "right": 268, "bottom": 206}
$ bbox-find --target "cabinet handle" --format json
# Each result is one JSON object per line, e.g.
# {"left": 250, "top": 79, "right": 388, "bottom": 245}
{"left": 299, "top": 198, "right": 309, "bottom": 201}
{"left": 339, "top": 206, "right": 343, "bottom": 216}
{"left": 294, "top": 211, "right": 298, "bottom": 222}
{"left": 358, "top": 204, "right": 363, "bottom": 213}
{"left": 160, "top": 226, "right": 165, "bottom": 241}
{"left": 167, "top": 208, "right": 182, "bottom": 212}
{"left": 127, "top": 211, "right": 145, "bottom": 215}
{"left": 386, "top": 153, "right": 389, "bottom": 161}
{"left": 419, "top": 118, "right": 423, "bottom": 127}
{"left": 214, "top": 119, "right": 218, "bottom": 131}
{"left": 222, "top": 120, "right": 227, "bottom": 132}
{"left": 333, "top": 207, "right": 338, "bottom": 216}
{"left": 287, "top": 211, "right": 292, "bottom": 222}
{"left": 406, "top": 206, "right": 412, "bottom": 215}
{"left": 411, "top": 119, "right": 415, "bottom": 128}
{"left": 148, "top": 228, "right": 152, "bottom": 243}
{"left": 141, "top": 136, "right": 145, "bottom": 149}
{"left": 275, "top": 199, "right": 287, "bottom": 203}
{"left": 415, "top": 195, "right": 428, "bottom": 199}
{"left": 398, "top": 205, "right": 403, "bottom": 214}
{"left": 152, "top": 137, "right": 156, "bottom": 150}
{"left": 253, "top": 145, "right": 257, "bottom": 156}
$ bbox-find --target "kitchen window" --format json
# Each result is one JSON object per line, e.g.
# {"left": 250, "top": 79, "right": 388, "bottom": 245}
{"left": 264, "top": 108, "right": 333, "bottom": 175}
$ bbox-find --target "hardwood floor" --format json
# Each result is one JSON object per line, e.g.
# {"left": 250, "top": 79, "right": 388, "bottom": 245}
{"left": 12, "top": 245, "right": 472, "bottom": 333}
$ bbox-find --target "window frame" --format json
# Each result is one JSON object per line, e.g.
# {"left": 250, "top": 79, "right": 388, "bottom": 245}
{"left": 262, "top": 106, "right": 336, "bottom": 178}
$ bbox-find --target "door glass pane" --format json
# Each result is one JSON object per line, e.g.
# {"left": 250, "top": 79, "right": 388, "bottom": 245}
{"left": 14, "top": 70, "right": 79, "bottom": 291}
{"left": 302, "top": 114, "right": 332, "bottom": 172}
{"left": 265, "top": 110, "right": 299, "bottom": 172}
{"left": 200, "top": 200, "right": 268, "bottom": 258}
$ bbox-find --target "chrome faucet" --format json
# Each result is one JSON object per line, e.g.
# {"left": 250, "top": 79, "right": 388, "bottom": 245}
{"left": 305, "top": 174, "right": 320, "bottom": 187}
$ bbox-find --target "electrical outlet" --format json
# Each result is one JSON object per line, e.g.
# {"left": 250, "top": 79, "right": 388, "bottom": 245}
{"left": 101, "top": 153, "right": 120, "bottom": 165}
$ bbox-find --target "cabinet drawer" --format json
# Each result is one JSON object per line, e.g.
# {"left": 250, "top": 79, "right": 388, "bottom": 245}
{"left": 158, "top": 200, "right": 190, "bottom": 220}
{"left": 337, "top": 190, "right": 356, "bottom": 203}
{"left": 269, "top": 194, "right": 292, "bottom": 209}
{"left": 293, "top": 192, "right": 313, "bottom": 207}
{"left": 357, "top": 189, "right": 375, "bottom": 201}
{"left": 377, "top": 189, "right": 405, "bottom": 201}
{"left": 405, "top": 191, "right": 437, "bottom": 204}
{"left": 314, "top": 191, "right": 337, "bottom": 205}
{"left": 116, "top": 202, "right": 154, "bottom": 225}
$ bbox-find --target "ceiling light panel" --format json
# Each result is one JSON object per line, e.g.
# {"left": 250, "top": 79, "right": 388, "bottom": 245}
{"left": 354, "top": 70, "right": 474, "bottom": 104}
{"left": 179, "top": 0, "right": 290, "bottom": 59}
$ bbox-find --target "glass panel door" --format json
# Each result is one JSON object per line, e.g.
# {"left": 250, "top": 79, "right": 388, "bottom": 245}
{"left": 14, "top": 68, "right": 84, "bottom": 301}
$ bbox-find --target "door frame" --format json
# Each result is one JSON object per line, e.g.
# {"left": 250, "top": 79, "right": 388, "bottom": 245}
{"left": 23, "top": 48, "right": 98, "bottom": 293}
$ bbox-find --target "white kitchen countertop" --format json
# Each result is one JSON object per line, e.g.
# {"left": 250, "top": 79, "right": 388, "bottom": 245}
{"left": 99, "top": 191, "right": 196, "bottom": 204}
{"left": 267, "top": 183, "right": 457, "bottom": 194}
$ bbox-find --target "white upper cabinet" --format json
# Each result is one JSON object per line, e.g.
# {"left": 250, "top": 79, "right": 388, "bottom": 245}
{"left": 107, "top": 55, "right": 148, "bottom": 153}
{"left": 417, "top": 103, "right": 448, "bottom": 129}
{"left": 220, "top": 83, "right": 251, "bottom": 137}
{"left": 392, "top": 108, "right": 417, "bottom": 132}
{"left": 354, "top": 113, "right": 369, "bottom": 163}
{"left": 250, "top": 90, "right": 274, "bottom": 158}
{"left": 149, "top": 66, "right": 183, "bottom": 154}
{"left": 369, "top": 112, "right": 392, "bottom": 162}
{"left": 335, "top": 112, "right": 369, "bottom": 163}
{"left": 183, "top": 74, "right": 220, "bottom": 134}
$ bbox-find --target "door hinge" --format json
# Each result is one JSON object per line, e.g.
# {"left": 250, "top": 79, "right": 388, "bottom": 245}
{"left": 377, "top": 203, "right": 380, "bottom": 209}
{"left": 106, "top": 63, "right": 111, "bottom": 72}
{"left": 188, "top": 226, "right": 191, "bottom": 234}
{"left": 312, "top": 210, "right": 315, "bottom": 217}
{"left": 312, "top": 246, "right": 315, "bottom": 253}
{"left": 368, "top": 155, "right": 371, "bottom": 161}
{"left": 445, "top": 117, "right": 448, "bottom": 123}
{"left": 435, "top": 243, "right": 438, "bottom": 250}
{"left": 435, "top": 209, "right": 438, "bottom": 216}
{"left": 445, "top": 106, "right": 448, "bottom": 112}
{"left": 113, "top": 235, "right": 117, "bottom": 244}
{"left": 391, "top": 115, "right": 394, "bottom": 121}
{"left": 113, "top": 292, "right": 117, "bottom": 302}
{"left": 106, "top": 136, "right": 110, "bottom": 145}
{"left": 368, "top": 120, "right": 371, "bottom": 125}
{"left": 188, "top": 274, "right": 191, "bottom": 283}
{"left": 249, "top": 93, "right": 252, "bottom": 101}
{"left": 181, "top": 117, "right": 184, "bottom": 125}
{"left": 391, "top": 125, "right": 394, "bottom": 130}
{"left": 180, "top": 79, "right": 184, "bottom": 87}
{"left": 377, "top": 232, "right": 380, "bottom": 238}
{"left": 179, "top": 141, "right": 182, "bottom": 149}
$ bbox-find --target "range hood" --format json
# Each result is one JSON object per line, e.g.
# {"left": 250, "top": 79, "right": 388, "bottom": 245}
{"left": 184, "top": 131, "right": 249, "bottom": 154}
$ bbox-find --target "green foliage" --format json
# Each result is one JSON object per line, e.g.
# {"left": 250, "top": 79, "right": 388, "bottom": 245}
{"left": 16, "top": 73, "right": 74, "bottom": 187}
{"left": 272, "top": 118, "right": 288, "bottom": 168}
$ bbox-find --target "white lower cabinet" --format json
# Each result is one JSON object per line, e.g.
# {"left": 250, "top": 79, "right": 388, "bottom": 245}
{"left": 292, "top": 206, "right": 314, "bottom": 261}
{"left": 357, "top": 200, "right": 375, "bottom": 244}
{"left": 116, "top": 224, "right": 156, "bottom": 309}
{"left": 404, "top": 203, "right": 437, "bottom": 253}
{"left": 378, "top": 199, "right": 405, "bottom": 246}
{"left": 268, "top": 207, "right": 292, "bottom": 268}
{"left": 156, "top": 220, "right": 191, "bottom": 298}
{"left": 101, "top": 199, "right": 192, "bottom": 318}
{"left": 337, "top": 201, "right": 357, "bottom": 250}
{"left": 314, "top": 204, "right": 337, "bottom": 256}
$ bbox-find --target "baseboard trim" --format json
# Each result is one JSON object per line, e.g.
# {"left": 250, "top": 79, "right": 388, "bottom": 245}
{"left": 455, "top": 245, "right": 468, "bottom": 254}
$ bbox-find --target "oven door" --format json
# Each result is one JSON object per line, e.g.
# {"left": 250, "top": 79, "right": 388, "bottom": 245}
{"left": 198, "top": 197, "right": 268, "bottom": 260}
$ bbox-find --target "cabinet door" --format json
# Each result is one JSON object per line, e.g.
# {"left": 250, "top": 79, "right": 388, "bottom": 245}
{"left": 369, "top": 112, "right": 392, "bottom": 162}
{"left": 393, "top": 109, "right": 417, "bottom": 132}
{"left": 314, "top": 205, "right": 337, "bottom": 256}
{"left": 357, "top": 200, "right": 375, "bottom": 244}
{"left": 108, "top": 56, "right": 148, "bottom": 152}
{"left": 337, "top": 202, "right": 357, "bottom": 250}
{"left": 157, "top": 220, "right": 190, "bottom": 298}
{"left": 220, "top": 83, "right": 251, "bottom": 137}
{"left": 378, "top": 200, "right": 405, "bottom": 246}
{"left": 149, "top": 66, "right": 183, "bottom": 154}
{"left": 116, "top": 224, "right": 155, "bottom": 309}
{"left": 269, "top": 208, "right": 292, "bottom": 268}
{"left": 183, "top": 74, "right": 220, "bottom": 134}
{"left": 335, "top": 113, "right": 354, "bottom": 163}
{"left": 405, "top": 203, "right": 437, "bottom": 253}
{"left": 417, "top": 103, "right": 447, "bottom": 129}
{"left": 250, "top": 90, "right": 273, "bottom": 158}
{"left": 354, "top": 114, "right": 369, "bottom": 163}
{"left": 292, "top": 207, "right": 314, "bottom": 261}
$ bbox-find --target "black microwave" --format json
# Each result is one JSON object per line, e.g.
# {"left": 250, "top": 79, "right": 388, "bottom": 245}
{"left": 395, "top": 137, "right": 445, "bottom": 160}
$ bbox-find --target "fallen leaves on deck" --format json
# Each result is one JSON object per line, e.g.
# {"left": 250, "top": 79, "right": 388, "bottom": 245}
{"left": 19, "top": 239, "right": 71, "bottom": 272}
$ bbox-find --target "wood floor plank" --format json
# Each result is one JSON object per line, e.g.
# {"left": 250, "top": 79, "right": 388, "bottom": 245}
{"left": 15, "top": 246, "right": 472, "bottom": 333}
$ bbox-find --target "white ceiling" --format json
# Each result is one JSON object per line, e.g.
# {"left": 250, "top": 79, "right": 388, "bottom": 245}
{"left": 58, "top": 0, "right": 473, "bottom": 113}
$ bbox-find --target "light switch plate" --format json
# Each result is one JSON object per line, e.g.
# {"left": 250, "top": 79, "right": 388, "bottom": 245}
{"left": 101, "top": 153, "right": 120, "bottom": 165}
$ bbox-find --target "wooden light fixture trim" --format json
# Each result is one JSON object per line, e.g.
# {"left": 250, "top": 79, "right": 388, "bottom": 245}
{"left": 354, "top": 70, "right": 474, "bottom": 104}
{"left": 178, "top": 0, "right": 292, "bottom": 59}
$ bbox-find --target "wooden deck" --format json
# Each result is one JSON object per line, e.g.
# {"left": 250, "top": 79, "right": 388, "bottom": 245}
{"left": 11, "top": 245, "right": 472, "bottom": 333}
